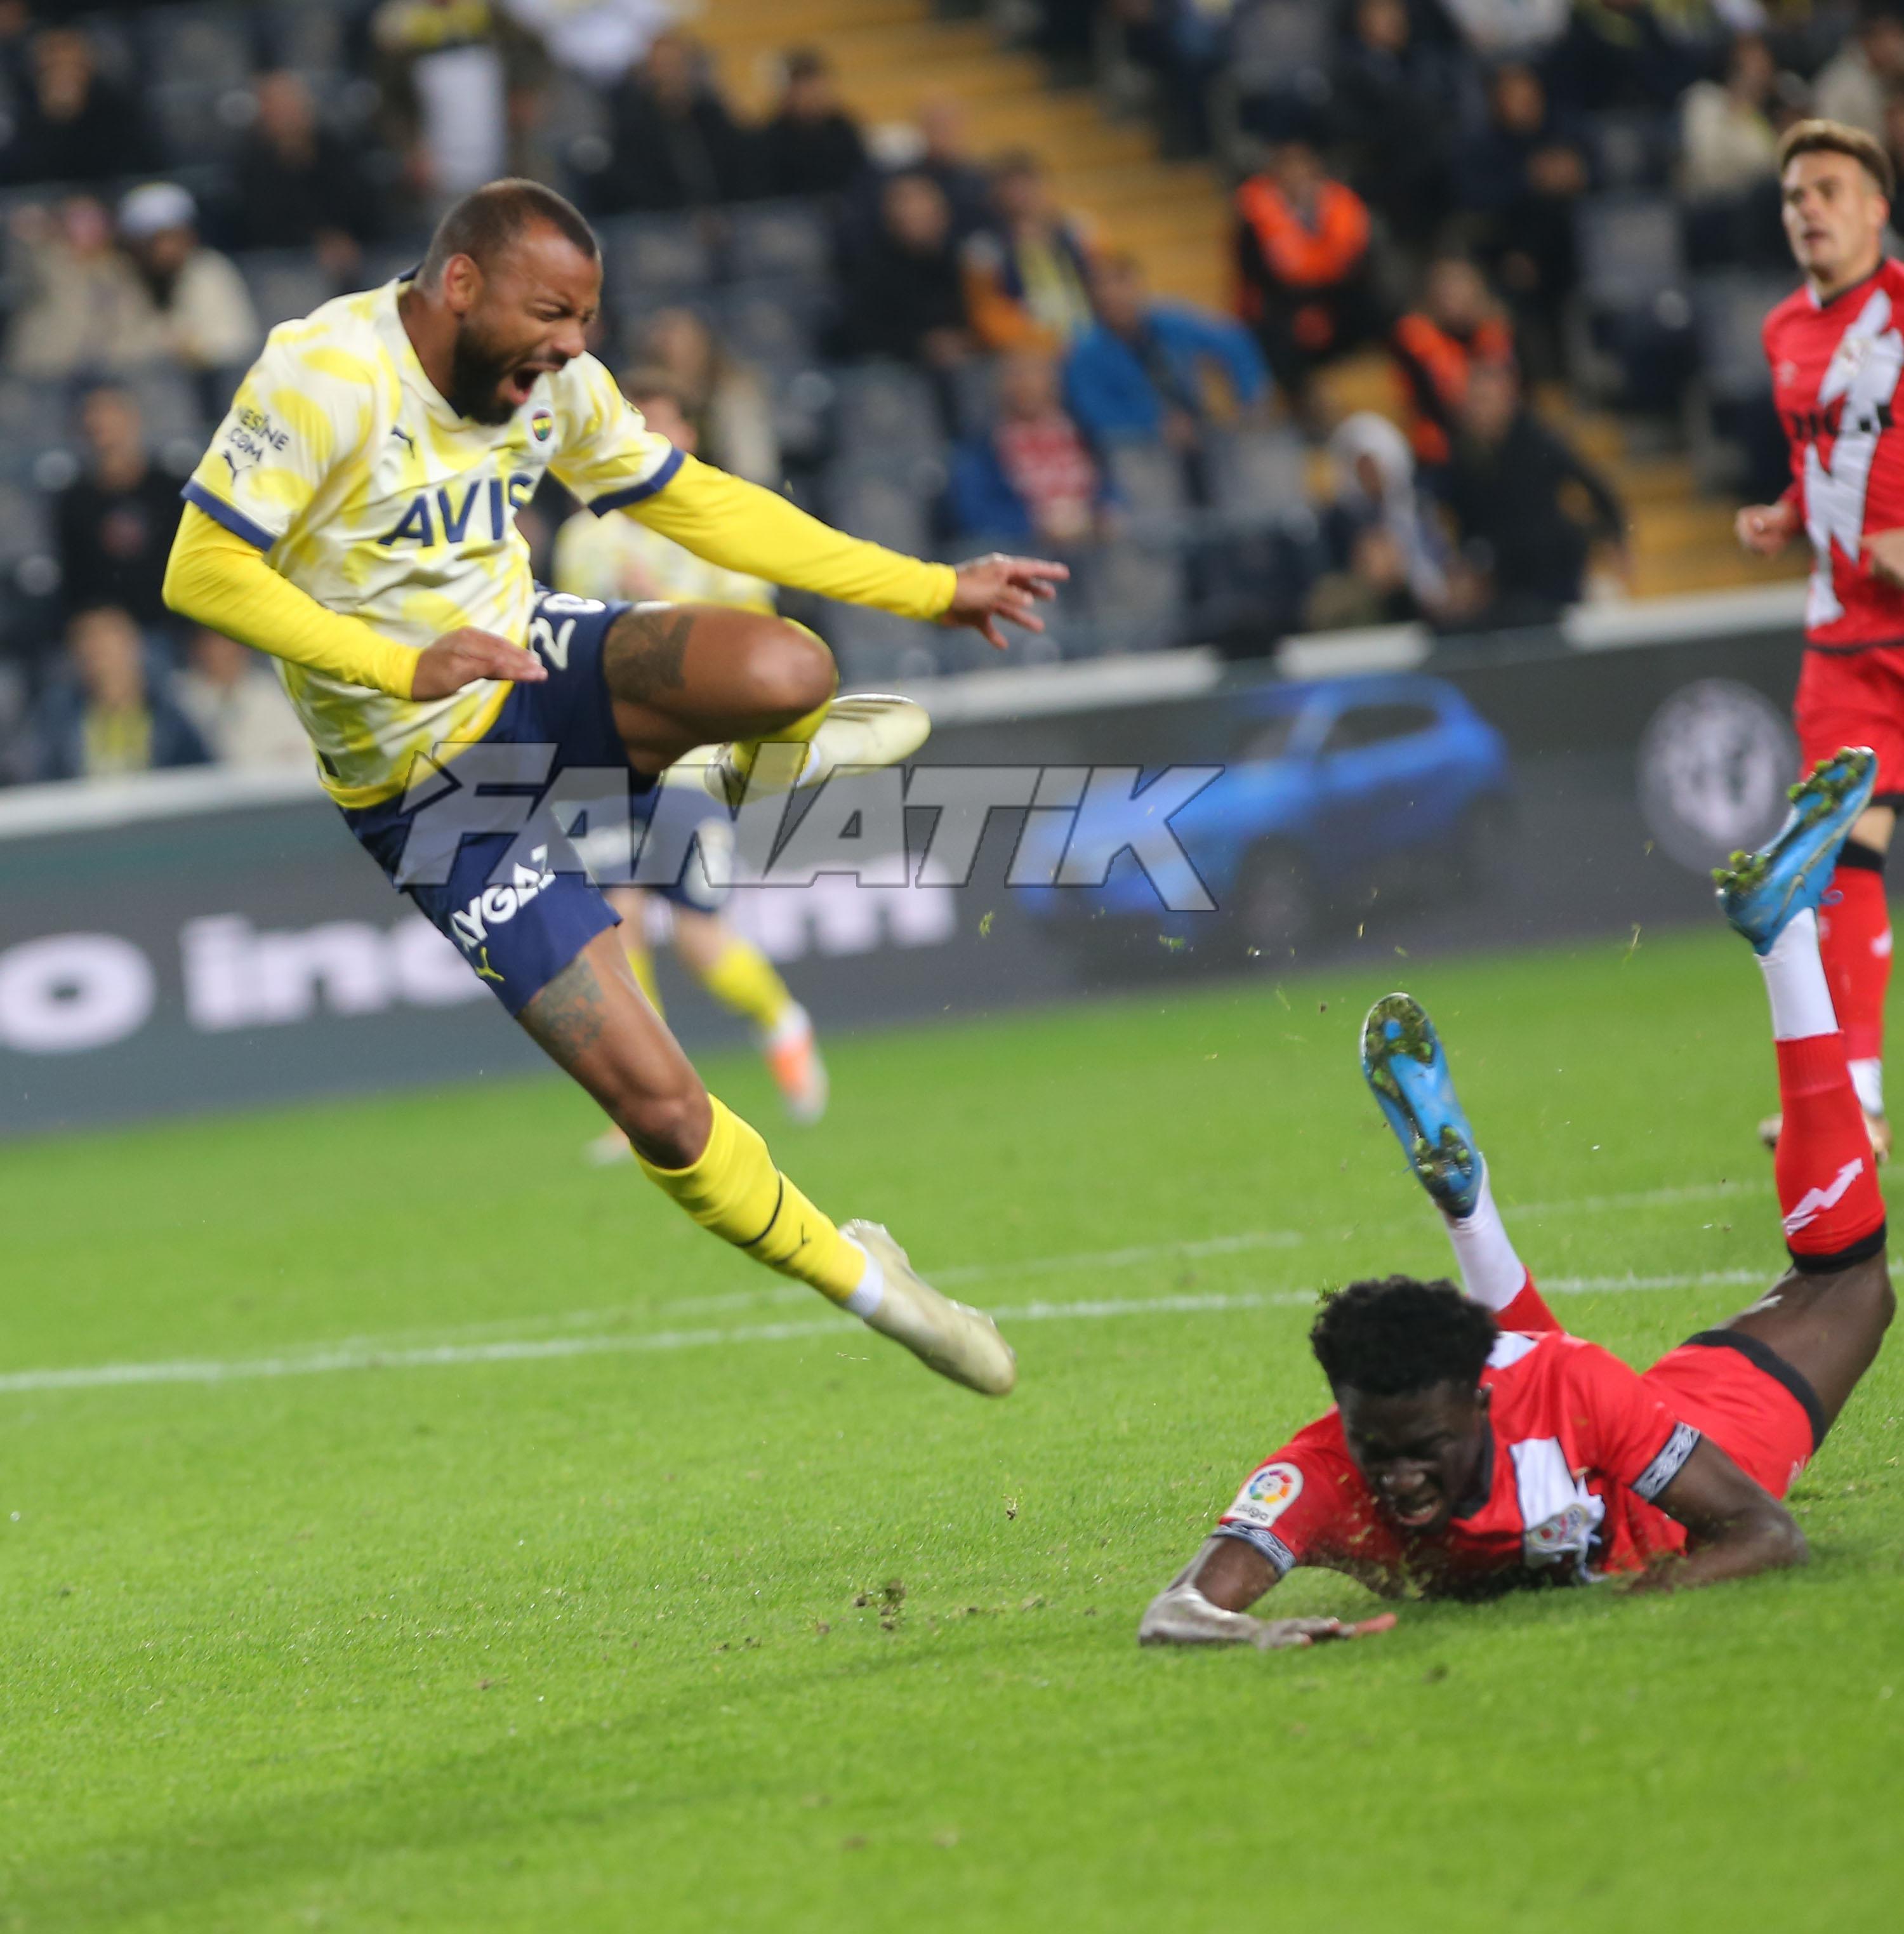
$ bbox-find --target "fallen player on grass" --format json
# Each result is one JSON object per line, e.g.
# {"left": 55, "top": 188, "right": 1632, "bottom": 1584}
{"left": 1141, "top": 747, "right": 1896, "bottom": 1649}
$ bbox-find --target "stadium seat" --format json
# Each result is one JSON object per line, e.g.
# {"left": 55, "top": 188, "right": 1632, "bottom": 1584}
{"left": 1081, "top": 539, "right": 1186, "bottom": 654}
{"left": 1691, "top": 270, "right": 1799, "bottom": 496}
{"left": 830, "top": 363, "right": 944, "bottom": 465}
{"left": 1575, "top": 194, "right": 1688, "bottom": 318}
{"left": 0, "top": 380, "right": 74, "bottom": 486}
{"left": 597, "top": 213, "right": 718, "bottom": 310}
{"left": 129, "top": 364, "right": 209, "bottom": 452}
{"left": 1573, "top": 193, "right": 1695, "bottom": 411}
{"left": 0, "top": 478, "right": 54, "bottom": 568}
{"left": 725, "top": 200, "right": 835, "bottom": 283}
{"left": 948, "top": 357, "right": 999, "bottom": 442}
{"left": 1222, "top": 0, "right": 1332, "bottom": 147}
{"left": 1694, "top": 272, "right": 1795, "bottom": 406}
{"left": 822, "top": 460, "right": 937, "bottom": 555}
{"left": 1205, "top": 426, "right": 1308, "bottom": 528}
{"left": 714, "top": 280, "right": 833, "bottom": 377}
{"left": 821, "top": 603, "right": 939, "bottom": 686}
{"left": 140, "top": 5, "right": 255, "bottom": 166}
{"left": 235, "top": 249, "right": 338, "bottom": 330}
{"left": 1589, "top": 110, "right": 1676, "bottom": 193}
{"left": 1101, "top": 438, "right": 1187, "bottom": 534}
{"left": 263, "top": 0, "right": 346, "bottom": 79}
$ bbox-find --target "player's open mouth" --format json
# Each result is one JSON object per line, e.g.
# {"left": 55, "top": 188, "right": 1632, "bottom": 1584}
{"left": 1386, "top": 1494, "right": 1443, "bottom": 1530}
{"left": 505, "top": 363, "right": 559, "bottom": 404}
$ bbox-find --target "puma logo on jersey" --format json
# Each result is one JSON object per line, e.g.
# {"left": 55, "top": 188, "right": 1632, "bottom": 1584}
{"left": 1780, "top": 1155, "right": 1866, "bottom": 1235}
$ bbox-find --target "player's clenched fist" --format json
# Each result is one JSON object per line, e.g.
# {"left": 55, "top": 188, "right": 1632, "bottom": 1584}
{"left": 411, "top": 626, "right": 549, "bottom": 699}
{"left": 1736, "top": 500, "right": 1802, "bottom": 555}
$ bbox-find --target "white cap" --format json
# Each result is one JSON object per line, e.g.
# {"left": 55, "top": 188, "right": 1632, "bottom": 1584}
{"left": 117, "top": 181, "right": 197, "bottom": 241}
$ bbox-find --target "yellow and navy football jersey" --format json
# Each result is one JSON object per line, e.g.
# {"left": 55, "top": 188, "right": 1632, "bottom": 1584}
{"left": 185, "top": 277, "right": 680, "bottom": 805}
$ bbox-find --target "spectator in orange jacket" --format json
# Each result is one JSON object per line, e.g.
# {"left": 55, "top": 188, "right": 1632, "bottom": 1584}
{"left": 1391, "top": 255, "right": 1516, "bottom": 468}
{"left": 962, "top": 150, "right": 1097, "bottom": 352}
{"left": 1234, "top": 138, "right": 1374, "bottom": 397}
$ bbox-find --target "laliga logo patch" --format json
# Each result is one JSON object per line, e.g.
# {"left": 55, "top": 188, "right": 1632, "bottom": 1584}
{"left": 529, "top": 406, "right": 554, "bottom": 444}
{"left": 1227, "top": 1460, "right": 1302, "bottom": 1530}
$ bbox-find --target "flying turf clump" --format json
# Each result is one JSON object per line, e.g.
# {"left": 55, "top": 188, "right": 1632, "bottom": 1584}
{"left": 1714, "top": 753, "right": 1875, "bottom": 892}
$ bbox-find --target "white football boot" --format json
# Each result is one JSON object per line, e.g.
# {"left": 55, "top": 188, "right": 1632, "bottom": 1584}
{"left": 692, "top": 694, "right": 931, "bottom": 807}
{"left": 843, "top": 1219, "right": 1017, "bottom": 1396}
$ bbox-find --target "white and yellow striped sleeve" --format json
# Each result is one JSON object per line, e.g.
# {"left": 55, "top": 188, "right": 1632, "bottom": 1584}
{"left": 545, "top": 354, "right": 685, "bottom": 513}
{"left": 182, "top": 322, "right": 374, "bottom": 551}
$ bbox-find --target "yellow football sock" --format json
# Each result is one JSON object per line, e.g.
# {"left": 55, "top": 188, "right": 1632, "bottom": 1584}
{"left": 725, "top": 694, "right": 830, "bottom": 793}
{"left": 725, "top": 623, "right": 835, "bottom": 788}
{"left": 696, "top": 936, "right": 795, "bottom": 1035}
{"left": 639, "top": 1095, "right": 864, "bottom": 1303}
{"left": 624, "top": 937, "right": 663, "bottom": 1017}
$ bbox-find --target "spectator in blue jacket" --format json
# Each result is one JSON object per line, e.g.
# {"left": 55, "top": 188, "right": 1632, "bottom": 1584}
{"left": 31, "top": 606, "right": 209, "bottom": 784}
{"left": 1064, "top": 253, "right": 1269, "bottom": 451}
{"left": 949, "top": 347, "right": 1112, "bottom": 546}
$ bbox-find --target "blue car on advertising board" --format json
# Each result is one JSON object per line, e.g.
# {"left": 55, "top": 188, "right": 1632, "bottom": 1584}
{"left": 1014, "top": 673, "right": 1512, "bottom": 960}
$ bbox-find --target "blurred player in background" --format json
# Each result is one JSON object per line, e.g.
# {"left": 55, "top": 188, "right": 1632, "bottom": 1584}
{"left": 1738, "top": 119, "right": 1904, "bottom": 1160}
{"left": 164, "top": 180, "right": 1065, "bottom": 1400}
{"left": 1141, "top": 750, "right": 1893, "bottom": 1646}
{"left": 553, "top": 368, "right": 826, "bottom": 1156}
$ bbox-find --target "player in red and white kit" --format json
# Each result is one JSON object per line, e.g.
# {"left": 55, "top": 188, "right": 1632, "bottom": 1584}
{"left": 1140, "top": 750, "right": 1894, "bottom": 1648}
{"left": 1739, "top": 120, "right": 1904, "bottom": 1158}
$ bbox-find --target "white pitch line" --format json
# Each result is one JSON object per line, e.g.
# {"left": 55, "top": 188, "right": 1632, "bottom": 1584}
{"left": 0, "top": 1269, "right": 1783, "bottom": 1398}
{"left": 145, "top": 1177, "right": 1766, "bottom": 1364}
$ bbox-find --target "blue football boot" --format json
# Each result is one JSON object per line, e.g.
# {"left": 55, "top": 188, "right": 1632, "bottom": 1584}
{"left": 1714, "top": 746, "right": 1877, "bottom": 955}
{"left": 1360, "top": 992, "right": 1484, "bottom": 1217}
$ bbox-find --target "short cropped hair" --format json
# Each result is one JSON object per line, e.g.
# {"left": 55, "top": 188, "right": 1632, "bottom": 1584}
{"left": 1777, "top": 117, "right": 1896, "bottom": 200}
{"left": 1309, "top": 1275, "right": 1498, "bottom": 1397}
{"left": 420, "top": 178, "right": 598, "bottom": 288}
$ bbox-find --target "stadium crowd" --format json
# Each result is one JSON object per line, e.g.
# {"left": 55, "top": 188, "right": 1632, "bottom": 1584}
{"left": 0, "top": 0, "right": 1870, "bottom": 787}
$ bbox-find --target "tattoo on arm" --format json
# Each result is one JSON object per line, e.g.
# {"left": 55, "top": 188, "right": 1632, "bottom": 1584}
{"left": 604, "top": 606, "right": 695, "bottom": 706}
{"left": 520, "top": 950, "right": 609, "bottom": 1066}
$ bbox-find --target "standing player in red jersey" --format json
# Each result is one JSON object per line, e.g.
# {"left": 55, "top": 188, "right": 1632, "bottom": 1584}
{"left": 1139, "top": 750, "right": 1894, "bottom": 1648}
{"left": 1738, "top": 120, "right": 1904, "bottom": 1159}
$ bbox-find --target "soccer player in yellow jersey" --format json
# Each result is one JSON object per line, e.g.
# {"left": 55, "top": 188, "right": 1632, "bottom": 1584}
{"left": 162, "top": 180, "right": 1064, "bottom": 1396}
{"left": 552, "top": 367, "right": 827, "bottom": 1145}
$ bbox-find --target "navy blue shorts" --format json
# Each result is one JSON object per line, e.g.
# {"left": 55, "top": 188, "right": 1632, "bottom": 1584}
{"left": 343, "top": 591, "right": 726, "bottom": 1016}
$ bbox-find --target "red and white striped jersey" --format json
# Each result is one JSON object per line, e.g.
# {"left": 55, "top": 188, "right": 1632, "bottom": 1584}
{"left": 1215, "top": 1330, "right": 1698, "bottom": 1596}
{"left": 1766, "top": 259, "right": 1904, "bottom": 647}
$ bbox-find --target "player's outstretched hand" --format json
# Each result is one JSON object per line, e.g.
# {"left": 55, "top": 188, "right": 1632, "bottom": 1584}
{"left": 1865, "top": 527, "right": 1904, "bottom": 586}
{"left": 1250, "top": 1612, "right": 1398, "bottom": 1652}
{"left": 1736, "top": 500, "right": 1801, "bottom": 555}
{"left": 411, "top": 626, "right": 549, "bottom": 699}
{"left": 943, "top": 553, "right": 1071, "bottom": 651}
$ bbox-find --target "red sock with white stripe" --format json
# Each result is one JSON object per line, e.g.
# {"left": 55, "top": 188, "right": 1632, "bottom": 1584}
{"left": 1818, "top": 853, "right": 1891, "bottom": 1118}
{"left": 1762, "top": 908, "right": 1887, "bottom": 1269}
{"left": 1441, "top": 1164, "right": 1561, "bottom": 1332}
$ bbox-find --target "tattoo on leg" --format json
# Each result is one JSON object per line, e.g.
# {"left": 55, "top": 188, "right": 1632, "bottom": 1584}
{"left": 521, "top": 951, "right": 609, "bottom": 1065}
{"left": 604, "top": 606, "right": 695, "bottom": 706}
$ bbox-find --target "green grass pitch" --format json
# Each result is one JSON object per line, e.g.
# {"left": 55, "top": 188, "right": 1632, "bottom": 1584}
{"left": 3, "top": 925, "right": 1901, "bottom": 1932}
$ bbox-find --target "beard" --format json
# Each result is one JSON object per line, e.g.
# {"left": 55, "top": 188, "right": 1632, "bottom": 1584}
{"left": 444, "top": 321, "right": 524, "bottom": 426}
